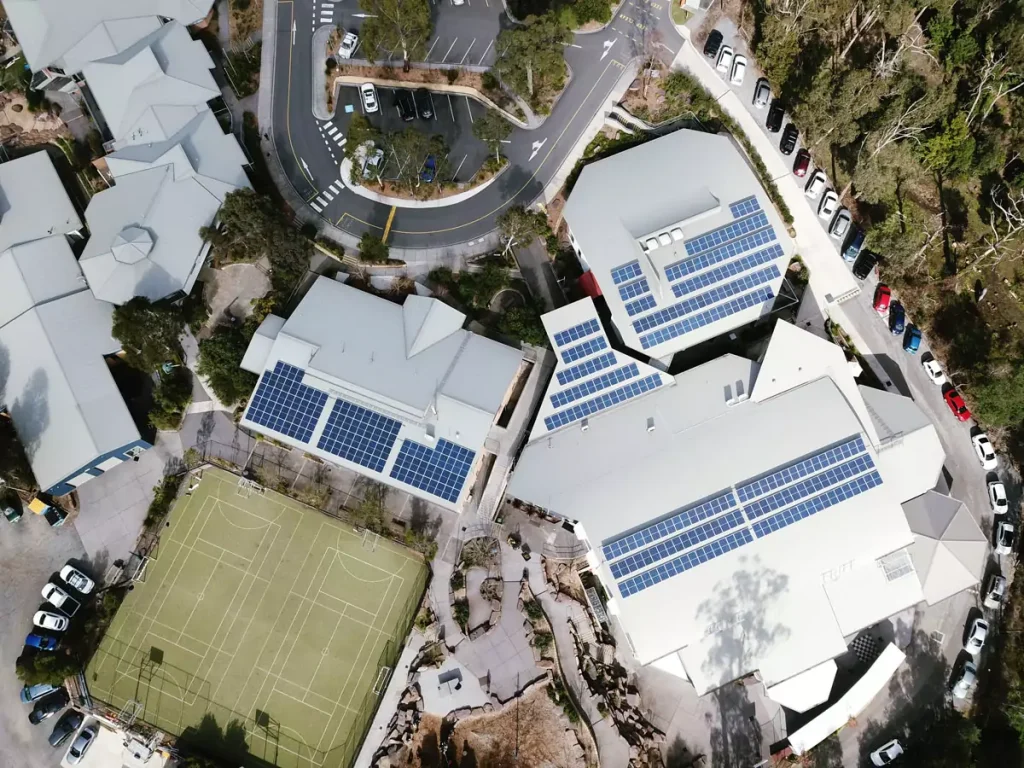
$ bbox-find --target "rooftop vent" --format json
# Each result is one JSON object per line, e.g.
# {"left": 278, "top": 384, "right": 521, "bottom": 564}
{"left": 658, "top": 232, "right": 672, "bottom": 247}
{"left": 425, "top": 424, "right": 436, "bottom": 442}
{"left": 645, "top": 238, "right": 660, "bottom": 251}
{"left": 646, "top": 417, "right": 655, "bottom": 433}
{"left": 581, "top": 418, "right": 590, "bottom": 432}
{"left": 670, "top": 228, "right": 684, "bottom": 241}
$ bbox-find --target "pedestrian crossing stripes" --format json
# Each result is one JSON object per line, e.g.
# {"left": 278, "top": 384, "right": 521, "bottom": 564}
{"left": 311, "top": 202, "right": 323, "bottom": 213}
{"left": 316, "top": 196, "right": 328, "bottom": 207}
{"left": 327, "top": 125, "right": 338, "bottom": 136}
{"left": 322, "top": 190, "right": 335, "bottom": 202}
{"left": 329, "top": 183, "right": 340, "bottom": 194}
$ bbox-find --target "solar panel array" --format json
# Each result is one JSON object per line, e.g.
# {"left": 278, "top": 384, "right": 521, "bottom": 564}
{"left": 610, "top": 510, "right": 747, "bottom": 579}
{"left": 246, "top": 362, "right": 329, "bottom": 443}
{"left": 553, "top": 318, "right": 601, "bottom": 347}
{"left": 389, "top": 438, "right": 476, "bottom": 503}
{"left": 556, "top": 351, "right": 617, "bottom": 385}
{"left": 672, "top": 245, "right": 785, "bottom": 299}
{"left": 561, "top": 336, "right": 608, "bottom": 364}
{"left": 618, "top": 278, "right": 651, "bottom": 301}
{"left": 640, "top": 286, "right": 775, "bottom": 349}
{"left": 737, "top": 437, "right": 866, "bottom": 502}
{"left": 617, "top": 529, "right": 754, "bottom": 597}
{"left": 664, "top": 229, "right": 778, "bottom": 282}
{"left": 685, "top": 212, "right": 770, "bottom": 256}
{"left": 625, "top": 295, "right": 658, "bottom": 316}
{"left": 544, "top": 373, "right": 663, "bottom": 431}
{"left": 743, "top": 454, "right": 877, "bottom": 520}
{"left": 751, "top": 472, "right": 883, "bottom": 538}
{"left": 602, "top": 491, "right": 736, "bottom": 560}
{"left": 611, "top": 261, "right": 643, "bottom": 284}
{"left": 729, "top": 196, "right": 761, "bottom": 218}
{"left": 317, "top": 399, "right": 402, "bottom": 472}
{"left": 550, "top": 363, "right": 640, "bottom": 408}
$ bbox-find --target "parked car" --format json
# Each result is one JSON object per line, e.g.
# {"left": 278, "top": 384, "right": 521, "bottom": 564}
{"left": 28, "top": 688, "right": 69, "bottom": 725}
{"left": 338, "top": 31, "right": 358, "bottom": 58}
{"left": 952, "top": 661, "right": 977, "bottom": 699}
{"left": 818, "top": 190, "right": 839, "bottom": 220}
{"left": 852, "top": 250, "right": 879, "bottom": 279}
{"left": 414, "top": 88, "right": 434, "bottom": 119}
{"left": 872, "top": 284, "right": 891, "bottom": 314}
{"left": 753, "top": 78, "right": 771, "bottom": 108}
{"left": 395, "top": 89, "right": 415, "bottom": 121}
{"left": 793, "top": 148, "right": 810, "bottom": 177}
{"left": 996, "top": 521, "right": 1015, "bottom": 555}
{"left": 972, "top": 433, "right": 998, "bottom": 470}
{"left": 903, "top": 325, "right": 922, "bottom": 353}
{"left": 842, "top": 227, "right": 865, "bottom": 263}
{"left": 703, "top": 30, "right": 723, "bottom": 59}
{"left": 765, "top": 100, "right": 784, "bottom": 132}
{"left": 420, "top": 155, "right": 437, "bottom": 183}
{"left": 989, "top": 481, "right": 1008, "bottom": 514}
{"left": 985, "top": 574, "right": 1008, "bottom": 609}
{"left": 21, "top": 682, "right": 58, "bottom": 703}
{"left": 25, "top": 633, "right": 59, "bottom": 651}
{"left": 964, "top": 618, "right": 989, "bottom": 654}
{"left": 44, "top": 507, "right": 68, "bottom": 528}
{"left": 66, "top": 724, "right": 98, "bottom": 765}
{"left": 888, "top": 301, "right": 905, "bottom": 335}
{"left": 943, "top": 389, "right": 971, "bottom": 421}
{"left": 60, "top": 566, "right": 95, "bottom": 594}
{"left": 362, "top": 146, "right": 384, "bottom": 180}
{"left": 41, "top": 583, "right": 80, "bottom": 616}
{"left": 805, "top": 170, "right": 827, "bottom": 199}
{"left": 716, "top": 46, "right": 734, "bottom": 73}
{"left": 730, "top": 55, "right": 747, "bottom": 85}
{"left": 359, "top": 83, "right": 378, "bottom": 113}
{"left": 870, "top": 739, "right": 905, "bottom": 766}
{"left": 48, "top": 709, "right": 83, "bottom": 748}
{"left": 780, "top": 123, "right": 799, "bottom": 155}
{"left": 829, "top": 209, "right": 852, "bottom": 241}
{"left": 3, "top": 503, "right": 22, "bottom": 523}
{"left": 922, "top": 355, "right": 947, "bottom": 385}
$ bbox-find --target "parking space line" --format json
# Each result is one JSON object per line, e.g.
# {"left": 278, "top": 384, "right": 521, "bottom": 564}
{"left": 478, "top": 40, "right": 493, "bottom": 65}
{"left": 441, "top": 38, "right": 458, "bottom": 62}
{"left": 453, "top": 155, "right": 467, "bottom": 179}
{"left": 465, "top": 96, "right": 474, "bottom": 122}
{"left": 460, "top": 40, "right": 476, "bottom": 65}
{"left": 425, "top": 38, "right": 439, "bottom": 60}
{"left": 447, "top": 95, "right": 456, "bottom": 121}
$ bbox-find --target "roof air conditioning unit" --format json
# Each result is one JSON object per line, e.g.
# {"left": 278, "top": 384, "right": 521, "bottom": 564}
{"left": 670, "top": 228, "right": 684, "bottom": 241}
{"left": 658, "top": 232, "right": 672, "bottom": 247}
{"left": 646, "top": 238, "right": 660, "bottom": 251}
{"left": 425, "top": 424, "right": 436, "bottom": 442}
{"left": 581, "top": 418, "right": 590, "bottom": 432}
{"left": 646, "top": 417, "right": 655, "bottom": 433}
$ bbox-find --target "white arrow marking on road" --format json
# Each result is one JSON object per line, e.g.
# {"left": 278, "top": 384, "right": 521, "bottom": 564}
{"left": 292, "top": 20, "right": 297, "bottom": 45}
{"left": 601, "top": 38, "right": 617, "bottom": 60}
{"left": 301, "top": 158, "right": 312, "bottom": 177}
{"left": 529, "top": 138, "right": 547, "bottom": 162}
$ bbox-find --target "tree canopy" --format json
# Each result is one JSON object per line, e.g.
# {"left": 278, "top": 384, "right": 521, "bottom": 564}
{"left": 358, "top": 232, "right": 391, "bottom": 264}
{"left": 197, "top": 327, "right": 258, "bottom": 405}
{"left": 497, "top": 205, "right": 547, "bottom": 254}
{"left": 112, "top": 298, "right": 187, "bottom": 373}
{"left": 472, "top": 109, "right": 513, "bottom": 160}
{"left": 357, "top": 0, "right": 432, "bottom": 68}
{"left": 493, "top": 12, "right": 571, "bottom": 111}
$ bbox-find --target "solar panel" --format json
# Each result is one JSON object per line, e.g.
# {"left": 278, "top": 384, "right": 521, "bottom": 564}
{"left": 317, "top": 399, "right": 402, "bottom": 472}
{"left": 618, "top": 278, "right": 651, "bottom": 301}
{"left": 625, "top": 295, "right": 658, "bottom": 316}
{"left": 556, "top": 352, "right": 617, "bottom": 385}
{"left": 246, "top": 362, "right": 328, "bottom": 443}
{"left": 617, "top": 529, "right": 754, "bottom": 597}
{"left": 389, "top": 438, "right": 476, "bottom": 503}
{"left": 543, "top": 373, "right": 663, "bottom": 431}
{"left": 603, "top": 490, "right": 737, "bottom": 560}
{"left": 737, "top": 436, "right": 867, "bottom": 502}
{"left": 672, "top": 245, "right": 785, "bottom": 298}
{"left": 610, "top": 261, "right": 643, "bottom": 284}
{"left": 610, "top": 509, "right": 746, "bottom": 578}
{"left": 685, "top": 212, "right": 770, "bottom": 256}
{"left": 729, "top": 196, "right": 761, "bottom": 218}
{"left": 752, "top": 471, "right": 884, "bottom": 539}
{"left": 553, "top": 318, "right": 601, "bottom": 347}
{"left": 640, "top": 286, "right": 775, "bottom": 349}
{"left": 665, "top": 228, "right": 778, "bottom": 282}
{"left": 551, "top": 363, "right": 640, "bottom": 408}
{"left": 560, "top": 336, "right": 608, "bottom": 364}
{"left": 743, "top": 454, "right": 877, "bottom": 520}
{"left": 633, "top": 266, "right": 780, "bottom": 333}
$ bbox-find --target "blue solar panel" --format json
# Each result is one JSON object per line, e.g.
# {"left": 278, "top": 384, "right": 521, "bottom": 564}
{"left": 618, "top": 278, "right": 651, "bottom": 301}
{"left": 389, "top": 438, "right": 476, "bottom": 503}
{"left": 633, "top": 267, "right": 780, "bottom": 333}
{"left": 551, "top": 363, "right": 639, "bottom": 407}
{"left": 743, "top": 454, "right": 877, "bottom": 520}
{"left": 737, "top": 436, "right": 867, "bottom": 503}
{"left": 752, "top": 472, "right": 884, "bottom": 539}
{"left": 617, "top": 529, "right": 753, "bottom": 597}
{"left": 665, "top": 229, "right": 778, "bottom": 282}
{"left": 625, "top": 295, "right": 658, "bottom": 316}
{"left": 672, "top": 245, "right": 785, "bottom": 298}
{"left": 640, "top": 286, "right": 775, "bottom": 349}
{"left": 557, "top": 352, "right": 617, "bottom": 385}
{"left": 603, "top": 491, "right": 736, "bottom": 560}
{"left": 610, "top": 510, "right": 746, "bottom": 578}
{"left": 316, "top": 399, "right": 401, "bottom": 472}
{"left": 560, "top": 336, "right": 608, "bottom": 364}
{"left": 246, "top": 362, "right": 328, "bottom": 442}
{"left": 611, "top": 261, "right": 642, "bottom": 284}
{"left": 686, "top": 212, "right": 770, "bottom": 256}
{"left": 544, "top": 373, "right": 662, "bottom": 431}
{"left": 729, "top": 196, "right": 760, "bottom": 218}
{"left": 553, "top": 318, "right": 601, "bottom": 347}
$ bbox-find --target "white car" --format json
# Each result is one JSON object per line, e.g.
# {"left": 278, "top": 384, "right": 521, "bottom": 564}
{"left": 753, "top": 79, "right": 771, "bottom": 108}
{"left": 985, "top": 574, "right": 1007, "bottom": 609}
{"left": 996, "top": 521, "right": 1015, "bottom": 555}
{"left": 716, "top": 46, "right": 734, "bottom": 74}
{"left": 818, "top": 190, "right": 839, "bottom": 221}
{"left": 362, "top": 147, "right": 384, "bottom": 179}
{"left": 805, "top": 170, "right": 827, "bottom": 200}
{"left": 990, "top": 481, "right": 1008, "bottom": 514}
{"left": 66, "top": 724, "right": 97, "bottom": 765}
{"left": 921, "top": 357, "right": 946, "bottom": 385}
{"left": 338, "top": 31, "right": 359, "bottom": 59}
{"left": 870, "top": 739, "right": 904, "bottom": 766}
{"left": 41, "top": 583, "right": 75, "bottom": 612}
{"left": 60, "top": 565, "right": 94, "bottom": 594}
{"left": 360, "top": 83, "right": 378, "bottom": 113}
{"left": 952, "top": 661, "right": 977, "bottom": 699}
{"left": 972, "top": 433, "right": 998, "bottom": 470}
{"left": 730, "top": 55, "right": 746, "bottom": 86}
{"left": 964, "top": 617, "right": 989, "bottom": 654}
{"left": 830, "top": 209, "right": 852, "bottom": 241}
{"left": 33, "top": 611, "right": 68, "bottom": 631}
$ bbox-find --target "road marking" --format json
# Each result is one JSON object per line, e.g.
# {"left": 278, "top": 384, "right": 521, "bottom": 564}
{"left": 320, "top": 13, "right": 333, "bottom": 21}
{"left": 382, "top": 206, "right": 398, "bottom": 242}
{"left": 459, "top": 39, "right": 475, "bottom": 64}
{"left": 452, "top": 155, "right": 467, "bottom": 179}
{"left": 306, "top": 190, "right": 320, "bottom": 202}
{"left": 601, "top": 38, "right": 617, "bottom": 60}
{"left": 529, "top": 138, "right": 547, "bottom": 162}
{"left": 441, "top": 38, "right": 458, "bottom": 62}
{"left": 465, "top": 96, "right": 474, "bottom": 122}
{"left": 425, "top": 38, "right": 439, "bottom": 60}
{"left": 323, "top": 190, "right": 335, "bottom": 201}
{"left": 291, "top": 20, "right": 296, "bottom": 44}
{"left": 327, "top": 125, "right": 338, "bottom": 136}
{"left": 329, "top": 183, "right": 340, "bottom": 194}
{"left": 447, "top": 94, "right": 456, "bottom": 121}
{"left": 334, "top": 134, "right": 345, "bottom": 144}
{"left": 300, "top": 157, "right": 311, "bottom": 177}
{"left": 316, "top": 196, "right": 328, "bottom": 206}
{"left": 564, "top": 42, "right": 583, "bottom": 49}
{"left": 478, "top": 39, "right": 493, "bottom": 65}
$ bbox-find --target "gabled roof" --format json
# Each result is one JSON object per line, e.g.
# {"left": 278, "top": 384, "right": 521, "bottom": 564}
{"left": 0, "top": 237, "right": 87, "bottom": 328}
{"left": 0, "top": 151, "right": 82, "bottom": 253}
{"left": 904, "top": 491, "right": 986, "bottom": 605}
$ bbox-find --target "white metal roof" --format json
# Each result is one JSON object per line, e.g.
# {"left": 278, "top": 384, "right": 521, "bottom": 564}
{"left": 764, "top": 660, "right": 838, "bottom": 713}
{"left": 0, "top": 237, "right": 87, "bottom": 328}
{"left": 0, "top": 151, "right": 82, "bottom": 253}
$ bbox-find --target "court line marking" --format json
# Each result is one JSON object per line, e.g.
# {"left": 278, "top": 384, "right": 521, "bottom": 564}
{"left": 214, "top": 499, "right": 280, "bottom": 531}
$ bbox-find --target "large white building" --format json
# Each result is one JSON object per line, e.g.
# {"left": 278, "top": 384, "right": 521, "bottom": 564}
{"left": 507, "top": 298, "right": 971, "bottom": 713}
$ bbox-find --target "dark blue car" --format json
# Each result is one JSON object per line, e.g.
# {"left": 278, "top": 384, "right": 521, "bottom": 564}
{"left": 889, "top": 301, "right": 906, "bottom": 335}
{"left": 420, "top": 155, "right": 436, "bottom": 183}
{"left": 25, "top": 633, "right": 58, "bottom": 651}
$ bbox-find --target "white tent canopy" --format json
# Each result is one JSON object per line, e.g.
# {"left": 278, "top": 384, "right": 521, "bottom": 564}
{"left": 903, "top": 491, "right": 987, "bottom": 605}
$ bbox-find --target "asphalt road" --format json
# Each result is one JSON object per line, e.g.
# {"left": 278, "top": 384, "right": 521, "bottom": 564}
{"left": 271, "top": 0, "right": 683, "bottom": 248}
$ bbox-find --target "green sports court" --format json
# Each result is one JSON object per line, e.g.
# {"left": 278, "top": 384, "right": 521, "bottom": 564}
{"left": 86, "top": 468, "right": 428, "bottom": 768}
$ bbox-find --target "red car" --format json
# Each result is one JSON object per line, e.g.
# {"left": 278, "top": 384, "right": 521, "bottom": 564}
{"left": 944, "top": 389, "right": 972, "bottom": 422}
{"left": 872, "top": 284, "right": 891, "bottom": 314}
{"left": 793, "top": 149, "right": 811, "bottom": 177}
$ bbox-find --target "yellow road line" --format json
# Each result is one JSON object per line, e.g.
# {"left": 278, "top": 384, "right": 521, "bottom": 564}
{"left": 382, "top": 205, "right": 397, "bottom": 242}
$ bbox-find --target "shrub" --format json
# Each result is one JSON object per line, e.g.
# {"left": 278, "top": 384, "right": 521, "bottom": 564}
{"left": 451, "top": 569, "right": 466, "bottom": 591}
{"left": 145, "top": 474, "right": 181, "bottom": 528}
{"left": 197, "top": 326, "right": 258, "bottom": 405}
{"left": 453, "top": 600, "right": 470, "bottom": 631}
{"left": 573, "top": 0, "right": 611, "bottom": 24}
{"left": 532, "top": 631, "right": 553, "bottom": 651}
{"left": 482, "top": 70, "right": 500, "bottom": 92}
{"left": 149, "top": 368, "right": 193, "bottom": 431}
{"left": 524, "top": 600, "right": 545, "bottom": 622}
{"left": 446, "top": 68, "right": 459, "bottom": 84}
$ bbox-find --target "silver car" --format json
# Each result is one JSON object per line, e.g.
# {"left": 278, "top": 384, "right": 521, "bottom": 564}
{"left": 66, "top": 724, "right": 97, "bottom": 765}
{"left": 830, "top": 209, "right": 852, "bottom": 240}
{"left": 952, "top": 661, "right": 977, "bottom": 699}
{"left": 753, "top": 78, "right": 771, "bottom": 108}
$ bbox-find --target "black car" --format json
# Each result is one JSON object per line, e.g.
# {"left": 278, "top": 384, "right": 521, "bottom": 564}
{"left": 395, "top": 90, "right": 415, "bottom": 121}
{"left": 414, "top": 88, "right": 434, "bottom": 119}
{"left": 780, "top": 123, "right": 799, "bottom": 155}
{"left": 703, "top": 30, "right": 723, "bottom": 59}
{"left": 766, "top": 100, "right": 784, "bottom": 133}
{"left": 29, "top": 688, "right": 69, "bottom": 725}
{"left": 852, "top": 250, "right": 879, "bottom": 279}
{"left": 48, "top": 709, "right": 83, "bottom": 747}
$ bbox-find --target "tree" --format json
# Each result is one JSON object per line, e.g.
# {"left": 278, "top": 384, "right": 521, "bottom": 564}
{"left": 496, "top": 205, "right": 546, "bottom": 256}
{"left": 463, "top": 263, "right": 510, "bottom": 308}
{"left": 352, "top": 479, "right": 389, "bottom": 532}
{"left": 16, "top": 652, "right": 79, "bottom": 686}
{"left": 472, "top": 109, "right": 513, "bottom": 163}
{"left": 0, "top": 417, "right": 36, "bottom": 490}
{"left": 919, "top": 113, "right": 976, "bottom": 179}
{"left": 357, "top": 0, "right": 431, "bottom": 69}
{"left": 149, "top": 368, "right": 193, "bottom": 430}
{"left": 358, "top": 232, "right": 390, "bottom": 263}
{"left": 493, "top": 12, "right": 571, "bottom": 110}
{"left": 497, "top": 306, "right": 547, "bottom": 345}
{"left": 112, "top": 298, "right": 186, "bottom": 373}
{"left": 197, "top": 327, "right": 258, "bottom": 405}
{"left": 377, "top": 128, "right": 443, "bottom": 189}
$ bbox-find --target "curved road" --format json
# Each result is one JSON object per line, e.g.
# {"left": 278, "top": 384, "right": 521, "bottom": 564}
{"left": 270, "top": 0, "right": 682, "bottom": 248}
